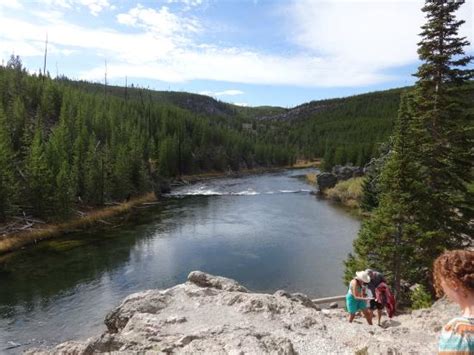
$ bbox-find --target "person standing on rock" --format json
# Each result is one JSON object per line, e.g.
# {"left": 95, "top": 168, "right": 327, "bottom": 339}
{"left": 366, "top": 268, "right": 386, "bottom": 326}
{"left": 346, "top": 270, "right": 373, "bottom": 325}
{"left": 434, "top": 250, "right": 474, "bottom": 354}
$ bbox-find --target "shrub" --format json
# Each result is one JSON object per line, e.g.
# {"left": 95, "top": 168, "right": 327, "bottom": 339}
{"left": 305, "top": 172, "right": 317, "bottom": 185}
{"left": 325, "top": 177, "right": 364, "bottom": 208}
{"left": 410, "top": 284, "right": 433, "bottom": 309}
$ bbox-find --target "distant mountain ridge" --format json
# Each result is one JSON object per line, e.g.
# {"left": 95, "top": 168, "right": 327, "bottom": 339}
{"left": 59, "top": 78, "right": 288, "bottom": 120}
{"left": 60, "top": 78, "right": 407, "bottom": 122}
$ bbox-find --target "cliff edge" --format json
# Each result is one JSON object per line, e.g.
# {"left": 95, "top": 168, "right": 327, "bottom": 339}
{"left": 28, "top": 271, "right": 456, "bottom": 354}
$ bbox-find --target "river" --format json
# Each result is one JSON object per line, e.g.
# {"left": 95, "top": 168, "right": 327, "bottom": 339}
{"left": 0, "top": 169, "right": 360, "bottom": 353}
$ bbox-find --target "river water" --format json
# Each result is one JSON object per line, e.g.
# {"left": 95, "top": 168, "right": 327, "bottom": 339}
{"left": 0, "top": 169, "right": 360, "bottom": 352}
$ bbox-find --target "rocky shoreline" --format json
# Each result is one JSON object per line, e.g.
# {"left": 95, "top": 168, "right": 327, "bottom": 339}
{"left": 316, "top": 165, "right": 365, "bottom": 193}
{"left": 28, "top": 271, "right": 456, "bottom": 354}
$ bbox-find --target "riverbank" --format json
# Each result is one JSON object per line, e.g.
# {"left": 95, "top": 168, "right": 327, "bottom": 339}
{"left": 324, "top": 177, "right": 364, "bottom": 210}
{"left": 306, "top": 172, "right": 364, "bottom": 216}
{"left": 28, "top": 271, "right": 453, "bottom": 354}
{"left": 0, "top": 163, "right": 320, "bottom": 255}
{"left": 0, "top": 192, "right": 157, "bottom": 255}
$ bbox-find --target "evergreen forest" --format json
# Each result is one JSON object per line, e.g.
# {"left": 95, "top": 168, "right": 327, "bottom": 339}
{"left": 0, "top": 59, "right": 295, "bottom": 221}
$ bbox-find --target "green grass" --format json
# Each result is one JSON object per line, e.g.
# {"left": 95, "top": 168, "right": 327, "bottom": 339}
{"left": 324, "top": 177, "right": 364, "bottom": 210}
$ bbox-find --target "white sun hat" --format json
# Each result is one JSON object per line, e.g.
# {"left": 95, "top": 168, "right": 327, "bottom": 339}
{"left": 355, "top": 270, "right": 371, "bottom": 284}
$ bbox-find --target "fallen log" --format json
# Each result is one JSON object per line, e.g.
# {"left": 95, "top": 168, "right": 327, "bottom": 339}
{"left": 12, "top": 216, "right": 46, "bottom": 224}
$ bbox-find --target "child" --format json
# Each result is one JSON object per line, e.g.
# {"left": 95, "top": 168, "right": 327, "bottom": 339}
{"left": 433, "top": 249, "right": 474, "bottom": 354}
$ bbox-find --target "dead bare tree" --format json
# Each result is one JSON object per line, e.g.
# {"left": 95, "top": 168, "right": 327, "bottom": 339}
{"left": 125, "top": 76, "right": 128, "bottom": 101}
{"left": 104, "top": 59, "right": 108, "bottom": 100}
{"left": 42, "top": 32, "right": 48, "bottom": 83}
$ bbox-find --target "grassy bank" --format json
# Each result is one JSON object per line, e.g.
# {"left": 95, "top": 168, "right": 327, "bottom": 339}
{"left": 305, "top": 172, "right": 365, "bottom": 214}
{"left": 291, "top": 159, "right": 321, "bottom": 169}
{"left": 0, "top": 193, "right": 156, "bottom": 255}
{"left": 305, "top": 172, "right": 318, "bottom": 185}
{"left": 324, "top": 177, "right": 364, "bottom": 211}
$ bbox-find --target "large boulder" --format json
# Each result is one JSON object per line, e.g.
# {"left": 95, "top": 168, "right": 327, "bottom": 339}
{"left": 188, "top": 270, "right": 249, "bottom": 292}
{"left": 316, "top": 173, "right": 338, "bottom": 191}
{"left": 332, "top": 166, "right": 355, "bottom": 181}
{"left": 352, "top": 167, "right": 364, "bottom": 177}
{"left": 331, "top": 165, "right": 366, "bottom": 180}
{"left": 152, "top": 175, "right": 171, "bottom": 195}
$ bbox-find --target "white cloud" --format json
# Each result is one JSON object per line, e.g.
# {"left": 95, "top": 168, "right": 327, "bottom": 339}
{"left": 79, "top": 0, "right": 110, "bottom": 16}
{"left": 286, "top": 0, "right": 473, "bottom": 72}
{"left": 1, "top": 1, "right": 472, "bottom": 88}
{"left": 167, "top": 0, "right": 203, "bottom": 7}
{"left": 39, "top": 0, "right": 72, "bottom": 8}
{"left": 117, "top": 5, "right": 201, "bottom": 39}
{"left": 1, "top": 40, "right": 44, "bottom": 57}
{"left": 199, "top": 89, "right": 244, "bottom": 96}
{"left": 79, "top": 48, "right": 390, "bottom": 87}
{"left": 0, "top": 13, "right": 177, "bottom": 65}
{"left": 0, "top": 0, "right": 23, "bottom": 9}
{"left": 167, "top": 0, "right": 205, "bottom": 11}
{"left": 36, "top": 0, "right": 110, "bottom": 16}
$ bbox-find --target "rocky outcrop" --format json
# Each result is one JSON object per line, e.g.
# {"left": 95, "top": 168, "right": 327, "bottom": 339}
{"left": 152, "top": 174, "right": 171, "bottom": 195}
{"left": 316, "top": 165, "right": 365, "bottom": 193}
{"left": 28, "top": 272, "right": 457, "bottom": 354}
{"left": 316, "top": 172, "right": 338, "bottom": 191}
{"left": 258, "top": 102, "right": 332, "bottom": 122}
{"left": 332, "top": 165, "right": 364, "bottom": 181}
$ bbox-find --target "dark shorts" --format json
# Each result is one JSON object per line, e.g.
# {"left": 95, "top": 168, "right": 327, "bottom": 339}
{"left": 370, "top": 299, "right": 383, "bottom": 310}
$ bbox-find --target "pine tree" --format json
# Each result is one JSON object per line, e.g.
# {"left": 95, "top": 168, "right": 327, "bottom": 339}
{"left": 347, "top": 0, "right": 473, "bottom": 297}
{"left": 55, "top": 160, "right": 74, "bottom": 219}
{"left": 0, "top": 106, "right": 18, "bottom": 220}
{"left": 71, "top": 123, "right": 89, "bottom": 201}
{"left": 10, "top": 96, "right": 26, "bottom": 151}
{"left": 84, "top": 136, "right": 104, "bottom": 205}
{"left": 25, "top": 124, "right": 53, "bottom": 217}
{"left": 360, "top": 143, "right": 391, "bottom": 212}
{"left": 158, "top": 137, "right": 178, "bottom": 177}
{"left": 46, "top": 105, "right": 71, "bottom": 177}
{"left": 322, "top": 146, "right": 335, "bottom": 172}
{"left": 411, "top": 0, "right": 473, "bottom": 248}
{"left": 334, "top": 146, "right": 347, "bottom": 165}
{"left": 112, "top": 144, "right": 133, "bottom": 199}
{"left": 346, "top": 93, "right": 426, "bottom": 296}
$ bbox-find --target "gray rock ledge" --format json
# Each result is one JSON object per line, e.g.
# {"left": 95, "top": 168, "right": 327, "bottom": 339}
{"left": 27, "top": 271, "right": 457, "bottom": 354}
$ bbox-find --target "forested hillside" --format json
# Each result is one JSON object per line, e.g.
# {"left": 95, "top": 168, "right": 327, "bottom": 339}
{"left": 268, "top": 83, "right": 473, "bottom": 170}
{"left": 59, "top": 73, "right": 474, "bottom": 172}
{"left": 278, "top": 84, "right": 473, "bottom": 169}
{"left": 59, "top": 78, "right": 288, "bottom": 120}
{"left": 0, "top": 56, "right": 294, "bottom": 221}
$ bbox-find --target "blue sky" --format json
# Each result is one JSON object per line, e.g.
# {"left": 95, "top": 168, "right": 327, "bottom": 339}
{"left": 0, "top": 0, "right": 472, "bottom": 107}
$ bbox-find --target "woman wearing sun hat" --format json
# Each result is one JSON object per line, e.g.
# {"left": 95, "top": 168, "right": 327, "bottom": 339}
{"left": 346, "top": 270, "right": 373, "bottom": 325}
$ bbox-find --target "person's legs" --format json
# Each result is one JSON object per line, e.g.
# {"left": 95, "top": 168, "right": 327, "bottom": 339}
{"left": 369, "top": 300, "right": 376, "bottom": 322}
{"left": 376, "top": 308, "right": 382, "bottom": 326}
{"left": 346, "top": 294, "right": 357, "bottom": 323}
{"left": 362, "top": 309, "right": 373, "bottom": 325}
